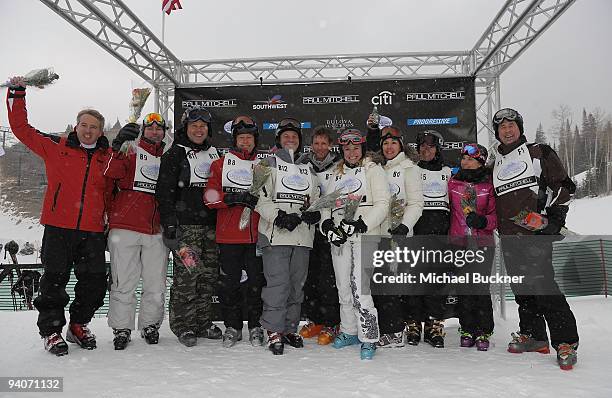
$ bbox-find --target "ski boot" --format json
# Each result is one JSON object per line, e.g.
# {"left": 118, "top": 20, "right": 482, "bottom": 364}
{"left": 222, "top": 327, "right": 243, "bottom": 348}
{"left": 113, "top": 329, "right": 131, "bottom": 350}
{"left": 423, "top": 320, "right": 445, "bottom": 348}
{"left": 66, "top": 323, "right": 97, "bottom": 350}
{"left": 281, "top": 333, "right": 304, "bottom": 348}
{"left": 43, "top": 333, "right": 68, "bottom": 356}
{"left": 267, "top": 331, "right": 284, "bottom": 355}
{"left": 460, "top": 330, "right": 475, "bottom": 348}
{"left": 299, "top": 322, "right": 323, "bottom": 338}
{"left": 376, "top": 331, "right": 405, "bottom": 348}
{"left": 178, "top": 330, "right": 197, "bottom": 347}
{"left": 249, "top": 327, "right": 265, "bottom": 346}
{"left": 198, "top": 322, "right": 223, "bottom": 340}
{"left": 507, "top": 332, "right": 550, "bottom": 354}
{"left": 476, "top": 334, "right": 491, "bottom": 351}
{"left": 360, "top": 342, "right": 376, "bottom": 360}
{"left": 332, "top": 332, "right": 360, "bottom": 349}
{"left": 405, "top": 321, "right": 422, "bottom": 346}
{"left": 141, "top": 325, "right": 159, "bottom": 345}
{"left": 317, "top": 326, "right": 338, "bottom": 346}
{"left": 556, "top": 343, "right": 578, "bottom": 370}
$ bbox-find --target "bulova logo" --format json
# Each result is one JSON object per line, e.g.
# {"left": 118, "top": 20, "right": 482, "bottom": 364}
{"left": 405, "top": 91, "right": 466, "bottom": 101}
{"left": 182, "top": 99, "right": 237, "bottom": 108}
{"left": 302, "top": 95, "right": 360, "bottom": 105}
{"left": 252, "top": 95, "right": 288, "bottom": 110}
{"left": 325, "top": 115, "right": 354, "bottom": 129}
{"left": 371, "top": 90, "right": 395, "bottom": 105}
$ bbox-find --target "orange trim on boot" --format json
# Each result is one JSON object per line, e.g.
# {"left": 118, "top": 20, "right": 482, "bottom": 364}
{"left": 299, "top": 323, "right": 323, "bottom": 338}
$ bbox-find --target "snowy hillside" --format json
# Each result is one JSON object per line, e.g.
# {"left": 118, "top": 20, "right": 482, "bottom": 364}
{"left": 0, "top": 297, "right": 610, "bottom": 397}
{"left": 566, "top": 195, "right": 612, "bottom": 235}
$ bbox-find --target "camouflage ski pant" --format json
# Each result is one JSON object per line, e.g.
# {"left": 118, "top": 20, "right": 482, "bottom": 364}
{"left": 169, "top": 225, "right": 219, "bottom": 337}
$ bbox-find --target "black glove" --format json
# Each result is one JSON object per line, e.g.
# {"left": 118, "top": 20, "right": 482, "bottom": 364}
{"left": 301, "top": 210, "right": 321, "bottom": 226}
{"left": 162, "top": 225, "right": 180, "bottom": 251}
{"left": 538, "top": 206, "right": 567, "bottom": 235}
{"left": 388, "top": 223, "right": 410, "bottom": 236}
{"left": 339, "top": 216, "right": 368, "bottom": 237}
{"left": 321, "top": 219, "right": 347, "bottom": 247}
{"left": 112, "top": 123, "right": 140, "bottom": 152}
{"left": 321, "top": 219, "right": 335, "bottom": 235}
{"left": 274, "top": 210, "right": 302, "bottom": 232}
{"left": 466, "top": 212, "right": 488, "bottom": 230}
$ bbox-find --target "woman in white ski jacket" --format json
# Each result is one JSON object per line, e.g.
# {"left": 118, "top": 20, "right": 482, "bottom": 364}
{"left": 375, "top": 126, "right": 424, "bottom": 348}
{"left": 320, "top": 128, "right": 390, "bottom": 360}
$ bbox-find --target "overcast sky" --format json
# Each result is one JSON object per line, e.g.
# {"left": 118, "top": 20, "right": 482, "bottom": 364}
{"left": 1, "top": 0, "right": 610, "bottom": 143}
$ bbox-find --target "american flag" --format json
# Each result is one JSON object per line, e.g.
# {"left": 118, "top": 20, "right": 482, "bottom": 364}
{"left": 162, "top": 0, "right": 182, "bottom": 15}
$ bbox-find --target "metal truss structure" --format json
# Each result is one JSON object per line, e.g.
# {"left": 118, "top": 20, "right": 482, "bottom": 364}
{"left": 39, "top": 0, "right": 575, "bottom": 145}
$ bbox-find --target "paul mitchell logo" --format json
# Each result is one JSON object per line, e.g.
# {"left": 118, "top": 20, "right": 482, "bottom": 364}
{"left": 371, "top": 90, "right": 395, "bottom": 105}
{"left": 182, "top": 99, "right": 237, "bottom": 108}
{"left": 252, "top": 95, "right": 288, "bottom": 110}
{"left": 405, "top": 91, "right": 466, "bottom": 102}
{"left": 302, "top": 95, "right": 360, "bottom": 105}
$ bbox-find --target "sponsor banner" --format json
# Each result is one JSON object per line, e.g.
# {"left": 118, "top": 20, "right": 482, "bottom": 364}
{"left": 174, "top": 77, "right": 476, "bottom": 165}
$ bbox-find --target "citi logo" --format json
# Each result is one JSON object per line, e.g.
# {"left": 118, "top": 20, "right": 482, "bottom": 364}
{"left": 371, "top": 91, "right": 395, "bottom": 106}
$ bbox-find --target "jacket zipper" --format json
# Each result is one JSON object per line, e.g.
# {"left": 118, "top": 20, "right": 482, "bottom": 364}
{"left": 76, "top": 152, "right": 93, "bottom": 230}
{"left": 51, "top": 183, "right": 62, "bottom": 212}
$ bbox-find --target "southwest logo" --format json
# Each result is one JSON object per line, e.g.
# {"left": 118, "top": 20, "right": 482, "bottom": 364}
{"left": 253, "top": 95, "right": 288, "bottom": 110}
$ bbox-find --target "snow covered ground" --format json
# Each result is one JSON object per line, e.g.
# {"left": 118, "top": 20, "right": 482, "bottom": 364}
{"left": 566, "top": 195, "right": 612, "bottom": 235}
{"left": 0, "top": 297, "right": 610, "bottom": 398}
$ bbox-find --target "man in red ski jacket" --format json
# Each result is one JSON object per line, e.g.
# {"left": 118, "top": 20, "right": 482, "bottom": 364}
{"left": 6, "top": 76, "right": 112, "bottom": 356}
{"left": 204, "top": 115, "right": 264, "bottom": 347}
{"left": 104, "top": 113, "right": 169, "bottom": 350}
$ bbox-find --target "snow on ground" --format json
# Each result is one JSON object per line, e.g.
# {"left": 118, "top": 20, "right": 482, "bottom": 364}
{"left": 566, "top": 195, "right": 612, "bottom": 235}
{"left": 0, "top": 297, "right": 610, "bottom": 398}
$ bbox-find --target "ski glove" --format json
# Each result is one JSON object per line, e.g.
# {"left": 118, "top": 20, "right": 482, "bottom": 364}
{"left": 339, "top": 216, "right": 368, "bottom": 237}
{"left": 112, "top": 123, "right": 140, "bottom": 152}
{"left": 466, "top": 212, "right": 488, "bottom": 230}
{"left": 301, "top": 210, "right": 321, "bottom": 226}
{"left": 274, "top": 210, "right": 302, "bottom": 232}
{"left": 224, "top": 192, "right": 259, "bottom": 209}
{"left": 388, "top": 223, "right": 410, "bottom": 236}
{"left": 321, "top": 219, "right": 347, "bottom": 247}
{"left": 162, "top": 225, "right": 181, "bottom": 251}
{"left": 539, "top": 205, "right": 567, "bottom": 235}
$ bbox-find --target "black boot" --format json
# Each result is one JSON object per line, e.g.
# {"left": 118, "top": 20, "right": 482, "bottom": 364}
{"left": 267, "top": 331, "right": 284, "bottom": 355}
{"left": 113, "top": 329, "right": 131, "bottom": 350}
{"left": 281, "top": 333, "right": 304, "bottom": 348}
{"left": 141, "top": 325, "right": 160, "bottom": 345}
{"left": 424, "top": 320, "right": 445, "bottom": 348}
{"left": 405, "top": 321, "right": 422, "bottom": 346}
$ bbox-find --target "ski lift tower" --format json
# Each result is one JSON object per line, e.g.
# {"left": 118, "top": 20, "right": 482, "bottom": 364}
{"left": 39, "top": 0, "right": 576, "bottom": 147}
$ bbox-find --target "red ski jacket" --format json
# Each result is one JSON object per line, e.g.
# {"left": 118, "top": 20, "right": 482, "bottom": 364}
{"left": 7, "top": 87, "right": 112, "bottom": 232}
{"left": 204, "top": 149, "right": 259, "bottom": 244}
{"left": 104, "top": 139, "right": 165, "bottom": 235}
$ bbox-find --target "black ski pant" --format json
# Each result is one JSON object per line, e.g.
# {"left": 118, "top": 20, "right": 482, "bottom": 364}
{"left": 501, "top": 235, "right": 579, "bottom": 348}
{"left": 218, "top": 243, "right": 264, "bottom": 330}
{"left": 301, "top": 231, "right": 340, "bottom": 327}
{"left": 34, "top": 225, "right": 107, "bottom": 336}
{"left": 373, "top": 294, "right": 405, "bottom": 334}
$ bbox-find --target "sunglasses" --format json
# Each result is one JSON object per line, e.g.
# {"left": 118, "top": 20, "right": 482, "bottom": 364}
{"left": 231, "top": 119, "right": 258, "bottom": 134}
{"left": 338, "top": 130, "right": 366, "bottom": 145}
{"left": 143, "top": 112, "right": 166, "bottom": 128}
{"left": 493, "top": 108, "right": 520, "bottom": 124}
{"left": 185, "top": 108, "right": 212, "bottom": 124}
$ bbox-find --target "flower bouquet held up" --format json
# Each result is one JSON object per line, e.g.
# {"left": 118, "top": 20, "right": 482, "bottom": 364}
{"left": 341, "top": 194, "right": 363, "bottom": 223}
{"left": 303, "top": 189, "right": 343, "bottom": 213}
{"left": 127, "top": 88, "right": 152, "bottom": 123}
{"left": 510, "top": 210, "right": 549, "bottom": 232}
{"left": 177, "top": 246, "right": 199, "bottom": 273}
{"left": 2, "top": 68, "right": 60, "bottom": 88}
{"left": 388, "top": 193, "right": 406, "bottom": 274}
{"left": 238, "top": 162, "right": 273, "bottom": 230}
{"left": 461, "top": 184, "right": 477, "bottom": 236}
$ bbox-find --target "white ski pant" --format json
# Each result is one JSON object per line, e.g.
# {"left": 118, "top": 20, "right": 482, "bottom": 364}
{"left": 107, "top": 229, "right": 169, "bottom": 330}
{"left": 331, "top": 240, "right": 380, "bottom": 343}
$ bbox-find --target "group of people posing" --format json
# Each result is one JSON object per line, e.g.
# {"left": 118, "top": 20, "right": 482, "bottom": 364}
{"left": 5, "top": 75, "right": 579, "bottom": 369}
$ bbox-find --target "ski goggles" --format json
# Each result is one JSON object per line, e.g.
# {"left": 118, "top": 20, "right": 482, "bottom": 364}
{"left": 493, "top": 108, "right": 520, "bottom": 125}
{"left": 277, "top": 118, "right": 301, "bottom": 132}
{"left": 143, "top": 112, "right": 166, "bottom": 128}
{"left": 231, "top": 118, "right": 258, "bottom": 134}
{"left": 380, "top": 127, "right": 402, "bottom": 141}
{"left": 462, "top": 143, "right": 487, "bottom": 163}
{"left": 184, "top": 107, "right": 212, "bottom": 124}
{"left": 338, "top": 129, "right": 366, "bottom": 145}
{"left": 417, "top": 130, "right": 443, "bottom": 147}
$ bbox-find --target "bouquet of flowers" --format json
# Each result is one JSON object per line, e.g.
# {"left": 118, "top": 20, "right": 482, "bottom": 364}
{"left": 127, "top": 88, "right": 151, "bottom": 123}
{"left": 510, "top": 210, "right": 549, "bottom": 231}
{"left": 341, "top": 194, "right": 363, "bottom": 222}
{"left": 388, "top": 193, "right": 406, "bottom": 233}
{"left": 303, "top": 189, "right": 342, "bottom": 213}
{"left": 238, "top": 162, "right": 273, "bottom": 230}
{"left": 2, "top": 68, "right": 60, "bottom": 88}
{"left": 461, "top": 184, "right": 477, "bottom": 236}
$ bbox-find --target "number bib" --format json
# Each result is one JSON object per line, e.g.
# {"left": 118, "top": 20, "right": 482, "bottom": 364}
{"left": 221, "top": 152, "right": 255, "bottom": 193}
{"left": 421, "top": 167, "right": 450, "bottom": 211}
{"left": 274, "top": 157, "right": 312, "bottom": 205}
{"left": 386, "top": 164, "right": 406, "bottom": 202}
{"left": 493, "top": 143, "right": 538, "bottom": 196}
{"left": 181, "top": 146, "right": 219, "bottom": 188}
{"left": 331, "top": 166, "right": 368, "bottom": 215}
{"left": 315, "top": 170, "right": 334, "bottom": 196}
{"left": 133, "top": 146, "right": 161, "bottom": 194}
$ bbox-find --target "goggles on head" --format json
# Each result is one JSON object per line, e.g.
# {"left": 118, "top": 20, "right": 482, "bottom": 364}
{"left": 338, "top": 129, "right": 366, "bottom": 146}
{"left": 231, "top": 118, "right": 258, "bottom": 135}
{"left": 493, "top": 108, "right": 520, "bottom": 125}
{"left": 143, "top": 112, "right": 166, "bottom": 128}
{"left": 183, "top": 107, "right": 212, "bottom": 124}
{"left": 277, "top": 118, "right": 301, "bottom": 132}
{"left": 380, "top": 127, "right": 402, "bottom": 142}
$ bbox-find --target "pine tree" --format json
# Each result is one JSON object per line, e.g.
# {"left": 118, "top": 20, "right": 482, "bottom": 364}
{"left": 535, "top": 123, "right": 547, "bottom": 144}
